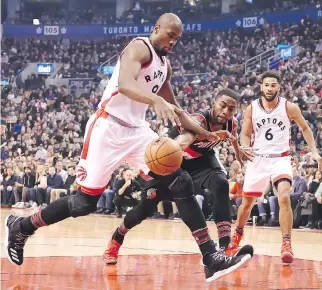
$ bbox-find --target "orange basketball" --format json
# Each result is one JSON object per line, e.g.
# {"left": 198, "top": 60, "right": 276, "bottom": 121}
{"left": 145, "top": 137, "right": 183, "bottom": 176}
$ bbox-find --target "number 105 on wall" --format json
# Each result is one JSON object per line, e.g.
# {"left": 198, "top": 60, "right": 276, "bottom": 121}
{"left": 44, "top": 26, "right": 59, "bottom": 35}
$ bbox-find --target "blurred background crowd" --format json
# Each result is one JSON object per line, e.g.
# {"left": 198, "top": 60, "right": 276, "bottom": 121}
{"left": 2, "top": 0, "right": 320, "bottom": 25}
{"left": 1, "top": 0, "right": 322, "bottom": 229}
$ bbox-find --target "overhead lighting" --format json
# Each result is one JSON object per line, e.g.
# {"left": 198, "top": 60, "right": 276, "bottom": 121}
{"left": 33, "top": 19, "right": 40, "bottom": 25}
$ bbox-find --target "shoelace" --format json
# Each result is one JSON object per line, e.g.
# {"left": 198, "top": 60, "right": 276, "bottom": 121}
{"left": 106, "top": 242, "right": 119, "bottom": 254}
{"left": 231, "top": 234, "right": 242, "bottom": 245}
{"left": 281, "top": 242, "right": 292, "bottom": 253}
{"left": 14, "top": 232, "right": 30, "bottom": 250}
{"left": 212, "top": 249, "right": 233, "bottom": 263}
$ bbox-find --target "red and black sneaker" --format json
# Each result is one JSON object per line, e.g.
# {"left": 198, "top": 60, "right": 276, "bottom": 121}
{"left": 103, "top": 237, "right": 121, "bottom": 265}
{"left": 281, "top": 241, "right": 294, "bottom": 265}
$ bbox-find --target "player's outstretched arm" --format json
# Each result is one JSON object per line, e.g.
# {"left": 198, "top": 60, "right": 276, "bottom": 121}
{"left": 287, "top": 102, "right": 322, "bottom": 169}
{"left": 158, "top": 61, "right": 221, "bottom": 141}
{"left": 240, "top": 105, "right": 253, "bottom": 147}
{"left": 231, "top": 118, "right": 254, "bottom": 163}
{"left": 230, "top": 118, "right": 244, "bottom": 165}
{"left": 173, "top": 115, "right": 207, "bottom": 150}
{"left": 118, "top": 41, "right": 181, "bottom": 127}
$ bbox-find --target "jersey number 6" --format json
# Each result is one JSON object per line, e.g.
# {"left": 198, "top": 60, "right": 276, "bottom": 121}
{"left": 265, "top": 128, "right": 273, "bottom": 141}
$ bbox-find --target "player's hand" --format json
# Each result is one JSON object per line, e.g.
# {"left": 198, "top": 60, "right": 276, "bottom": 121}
{"left": 239, "top": 146, "right": 255, "bottom": 162}
{"left": 206, "top": 130, "right": 236, "bottom": 142}
{"left": 312, "top": 153, "right": 322, "bottom": 171}
{"left": 234, "top": 147, "right": 244, "bottom": 167}
{"left": 125, "top": 180, "right": 131, "bottom": 187}
{"left": 153, "top": 98, "right": 182, "bottom": 127}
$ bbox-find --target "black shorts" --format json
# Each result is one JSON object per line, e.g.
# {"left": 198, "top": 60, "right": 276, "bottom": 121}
{"left": 182, "top": 155, "right": 226, "bottom": 190}
{"left": 140, "top": 155, "right": 225, "bottom": 202}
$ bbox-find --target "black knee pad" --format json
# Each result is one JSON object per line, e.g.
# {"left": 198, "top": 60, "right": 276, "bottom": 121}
{"left": 168, "top": 171, "right": 194, "bottom": 199}
{"left": 68, "top": 190, "right": 101, "bottom": 218}
{"left": 207, "top": 172, "right": 229, "bottom": 194}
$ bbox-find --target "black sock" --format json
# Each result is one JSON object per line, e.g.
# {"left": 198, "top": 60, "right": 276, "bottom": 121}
{"left": 216, "top": 221, "right": 231, "bottom": 248}
{"left": 112, "top": 198, "right": 157, "bottom": 244}
{"left": 112, "top": 222, "right": 129, "bottom": 244}
{"left": 206, "top": 173, "right": 232, "bottom": 248}
{"left": 20, "top": 196, "right": 71, "bottom": 234}
{"left": 175, "top": 196, "right": 216, "bottom": 256}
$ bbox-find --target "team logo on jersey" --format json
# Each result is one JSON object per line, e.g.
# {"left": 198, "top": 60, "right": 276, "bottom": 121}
{"left": 77, "top": 166, "right": 87, "bottom": 182}
{"left": 146, "top": 188, "right": 157, "bottom": 199}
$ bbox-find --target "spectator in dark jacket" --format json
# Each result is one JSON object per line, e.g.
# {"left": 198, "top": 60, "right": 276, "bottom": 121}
{"left": 301, "top": 170, "right": 322, "bottom": 229}
{"left": 46, "top": 166, "right": 64, "bottom": 204}
{"left": 1, "top": 167, "right": 18, "bottom": 207}
{"left": 57, "top": 166, "right": 77, "bottom": 197}
{"left": 21, "top": 166, "right": 36, "bottom": 206}
{"left": 114, "top": 168, "right": 142, "bottom": 218}
{"left": 290, "top": 167, "right": 308, "bottom": 211}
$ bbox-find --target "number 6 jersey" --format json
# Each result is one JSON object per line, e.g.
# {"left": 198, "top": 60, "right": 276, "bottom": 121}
{"left": 251, "top": 97, "right": 291, "bottom": 155}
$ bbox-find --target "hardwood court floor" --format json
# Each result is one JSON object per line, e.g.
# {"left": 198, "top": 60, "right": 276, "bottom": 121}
{"left": 1, "top": 208, "right": 322, "bottom": 290}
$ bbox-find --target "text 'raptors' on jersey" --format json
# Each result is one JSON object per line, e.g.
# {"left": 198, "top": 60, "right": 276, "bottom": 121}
{"left": 99, "top": 37, "right": 168, "bottom": 127}
{"left": 251, "top": 97, "right": 291, "bottom": 155}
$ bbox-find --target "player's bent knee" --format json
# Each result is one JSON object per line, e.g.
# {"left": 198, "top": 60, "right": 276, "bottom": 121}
{"left": 124, "top": 201, "right": 152, "bottom": 228}
{"left": 68, "top": 190, "right": 101, "bottom": 218}
{"left": 168, "top": 171, "right": 194, "bottom": 199}
{"left": 277, "top": 193, "right": 291, "bottom": 206}
{"left": 242, "top": 196, "right": 256, "bottom": 209}
{"left": 209, "top": 174, "right": 229, "bottom": 193}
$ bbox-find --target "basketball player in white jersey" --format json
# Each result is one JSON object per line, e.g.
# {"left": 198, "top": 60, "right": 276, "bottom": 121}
{"left": 228, "top": 71, "right": 322, "bottom": 265}
{"left": 5, "top": 13, "right": 251, "bottom": 281}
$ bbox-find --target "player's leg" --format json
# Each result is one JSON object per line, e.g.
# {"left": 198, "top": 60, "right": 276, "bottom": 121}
{"left": 129, "top": 132, "right": 253, "bottom": 282}
{"left": 271, "top": 158, "right": 294, "bottom": 265}
{"left": 5, "top": 113, "right": 130, "bottom": 266}
{"left": 166, "top": 169, "right": 253, "bottom": 281}
{"left": 201, "top": 170, "right": 232, "bottom": 249}
{"left": 230, "top": 157, "right": 269, "bottom": 250}
{"left": 274, "top": 179, "right": 293, "bottom": 264}
{"left": 233, "top": 195, "right": 256, "bottom": 236}
{"left": 103, "top": 186, "right": 166, "bottom": 265}
{"left": 192, "top": 169, "right": 254, "bottom": 257}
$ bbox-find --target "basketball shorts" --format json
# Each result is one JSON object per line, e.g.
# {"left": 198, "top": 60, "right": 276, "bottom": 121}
{"left": 243, "top": 156, "right": 293, "bottom": 197}
{"left": 76, "top": 110, "right": 158, "bottom": 195}
{"left": 138, "top": 155, "right": 224, "bottom": 202}
{"left": 182, "top": 154, "right": 225, "bottom": 182}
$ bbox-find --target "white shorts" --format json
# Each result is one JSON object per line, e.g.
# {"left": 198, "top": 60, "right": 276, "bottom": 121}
{"left": 243, "top": 156, "right": 293, "bottom": 197}
{"left": 76, "top": 110, "right": 158, "bottom": 195}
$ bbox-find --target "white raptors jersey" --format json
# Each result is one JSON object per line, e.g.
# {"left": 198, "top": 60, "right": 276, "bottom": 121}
{"left": 251, "top": 97, "right": 291, "bottom": 154}
{"left": 99, "top": 37, "right": 168, "bottom": 127}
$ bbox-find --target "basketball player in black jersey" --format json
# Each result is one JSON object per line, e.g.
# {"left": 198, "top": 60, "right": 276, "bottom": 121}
{"left": 104, "top": 89, "right": 254, "bottom": 276}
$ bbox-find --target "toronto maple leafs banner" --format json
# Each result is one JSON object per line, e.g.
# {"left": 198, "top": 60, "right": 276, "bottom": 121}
{"left": 2, "top": 6, "right": 321, "bottom": 38}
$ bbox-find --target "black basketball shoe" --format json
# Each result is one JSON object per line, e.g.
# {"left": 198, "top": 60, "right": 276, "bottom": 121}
{"left": 5, "top": 215, "right": 34, "bottom": 266}
{"left": 203, "top": 250, "right": 251, "bottom": 282}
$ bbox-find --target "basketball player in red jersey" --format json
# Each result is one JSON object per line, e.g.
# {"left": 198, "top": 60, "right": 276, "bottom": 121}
{"left": 228, "top": 71, "right": 322, "bottom": 265}
{"left": 5, "top": 13, "right": 251, "bottom": 281}
{"left": 104, "top": 89, "right": 255, "bottom": 280}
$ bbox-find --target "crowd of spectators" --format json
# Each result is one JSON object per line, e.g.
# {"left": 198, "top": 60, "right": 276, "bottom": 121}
{"left": 1, "top": 7, "right": 322, "bottom": 229}
{"left": 3, "top": 0, "right": 320, "bottom": 25}
{"left": 2, "top": 8, "right": 322, "bottom": 81}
